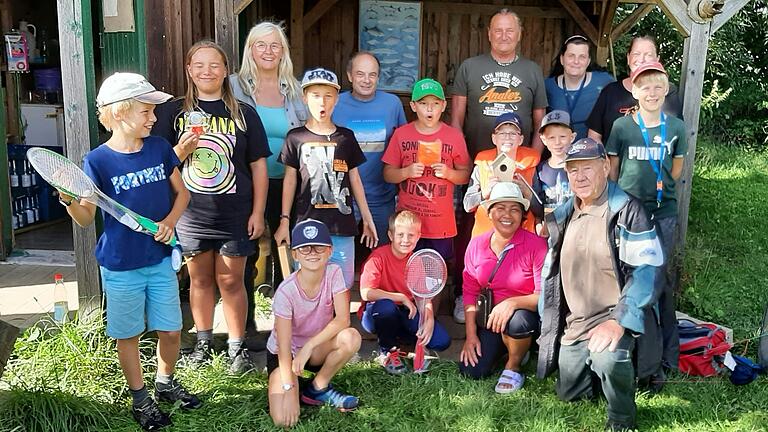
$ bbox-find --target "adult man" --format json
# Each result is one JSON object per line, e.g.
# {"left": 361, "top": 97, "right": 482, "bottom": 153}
{"left": 333, "top": 51, "right": 407, "bottom": 245}
{"left": 451, "top": 8, "right": 548, "bottom": 156}
{"left": 537, "top": 138, "right": 664, "bottom": 431}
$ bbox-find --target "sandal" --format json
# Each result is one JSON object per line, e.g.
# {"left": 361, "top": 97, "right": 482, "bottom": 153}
{"left": 494, "top": 369, "right": 525, "bottom": 394}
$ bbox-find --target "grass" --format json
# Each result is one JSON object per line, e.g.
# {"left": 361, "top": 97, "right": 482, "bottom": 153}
{"left": 2, "top": 137, "right": 768, "bottom": 432}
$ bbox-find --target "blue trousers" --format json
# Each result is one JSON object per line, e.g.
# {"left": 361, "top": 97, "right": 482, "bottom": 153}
{"left": 361, "top": 299, "right": 451, "bottom": 352}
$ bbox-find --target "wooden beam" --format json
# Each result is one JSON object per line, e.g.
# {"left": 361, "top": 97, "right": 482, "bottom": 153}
{"left": 596, "top": 0, "right": 620, "bottom": 66}
{"left": 0, "top": 0, "right": 19, "bottom": 143}
{"left": 214, "top": 0, "right": 239, "bottom": 67}
{"left": 291, "top": 0, "right": 304, "bottom": 72}
{"left": 303, "top": 0, "right": 341, "bottom": 31}
{"left": 712, "top": 0, "right": 751, "bottom": 33}
{"left": 57, "top": 0, "right": 102, "bottom": 319}
{"left": 235, "top": 0, "right": 254, "bottom": 15}
{"left": 657, "top": 0, "right": 693, "bottom": 37}
{"left": 611, "top": 3, "right": 655, "bottom": 41}
{"left": 0, "top": 320, "right": 19, "bottom": 379}
{"left": 557, "top": 0, "right": 599, "bottom": 44}
{"left": 423, "top": 3, "right": 569, "bottom": 19}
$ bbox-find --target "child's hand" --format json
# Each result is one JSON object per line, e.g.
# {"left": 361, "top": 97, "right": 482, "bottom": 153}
{"left": 406, "top": 162, "right": 425, "bottom": 178}
{"left": 401, "top": 296, "right": 417, "bottom": 319}
{"left": 292, "top": 347, "right": 311, "bottom": 376}
{"left": 154, "top": 218, "right": 176, "bottom": 244}
{"left": 416, "top": 312, "right": 434, "bottom": 347}
{"left": 56, "top": 189, "right": 78, "bottom": 205}
{"left": 512, "top": 174, "right": 533, "bottom": 200}
{"left": 431, "top": 163, "right": 450, "bottom": 179}
{"left": 176, "top": 131, "right": 200, "bottom": 156}
{"left": 360, "top": 216, "right": 378, "bottom": 249}
{"left": 481, "top": 176, "right": 499, "bottom": 200}
{"left": 274, "top": 220, "right": 290, "bottom": 246}
{"left": 247, "top": 212, "right": 265, "bottom": 240}
{"left": 279, "top": 392, "right": 300, "bottom": 428}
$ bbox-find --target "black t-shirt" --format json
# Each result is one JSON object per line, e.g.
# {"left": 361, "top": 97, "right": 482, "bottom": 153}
{"left": 586, "top": 80, "right": 683, "bottom": 143}
{"left": 152, "top": 98, "right": 271, "bottom": 239}
{"left": 279, "top": 126, "right": 366, "bottom": 236}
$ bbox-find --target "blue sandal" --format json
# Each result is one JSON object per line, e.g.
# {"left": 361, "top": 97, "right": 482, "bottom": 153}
{"left": 494, "top": 369, "right": 525, "bottom": 394}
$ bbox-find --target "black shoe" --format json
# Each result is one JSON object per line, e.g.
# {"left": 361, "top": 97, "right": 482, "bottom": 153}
{"left": 131, "top": 397, "right": 172, "bottom": 431}
{"left": 605, "top": 420, "right": 637, "bottom": 431}
{"left": 155, "top": 379, "right": 203, "bottom": 410}
{"left": 229, "top": 347, "right": 257, "bottom": 375}
{"left": 186, "top": 339, "right": 213, "bottom": 366}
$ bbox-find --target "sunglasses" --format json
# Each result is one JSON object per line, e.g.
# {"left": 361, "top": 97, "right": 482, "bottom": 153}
{"left": 296, "top": 245, "right": 329, "bottom": 255}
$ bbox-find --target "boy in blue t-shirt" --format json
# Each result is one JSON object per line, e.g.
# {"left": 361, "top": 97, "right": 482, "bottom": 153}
{"left": 59, "top": 73, "right": 198, "bottom": 431}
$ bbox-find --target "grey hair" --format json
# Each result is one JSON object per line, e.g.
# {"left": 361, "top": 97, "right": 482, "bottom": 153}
{"left": 490, "top": 8, "right": 523, "bottom": 30}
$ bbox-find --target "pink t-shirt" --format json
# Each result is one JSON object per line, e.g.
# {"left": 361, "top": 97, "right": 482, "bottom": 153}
{"left": 267, "top": 264, "right": 348, "bottom": 355}
{"left": 382, "top": 122, "right": 470, "bottom": 239}
{"left": 462, "top": 229, "right": 547, "bottom": 307}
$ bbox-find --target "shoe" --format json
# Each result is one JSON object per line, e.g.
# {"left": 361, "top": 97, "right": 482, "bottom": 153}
{"left": 155, "top": 379, "right": 203, "bottom": 410}
{"left": 605, "top": 420, "right": 637, "bottom": 431}
{"left": 186, "top": 339, "right": 213, "bottom": 366}
{"left": 453, "top": 296, "right": 465, "bottom": 323}
{"left": 229, "top": 347, "right": 257, "bottom": 375}
{"left": 494, "top": 369, "right": 525, "bottom": 394}
{"left": 131, "top": 397, "right": 172, "bottom": 431}
{"left": 376, "top": 347, "right": 408, "bottom": 375}
{"left": 300, "top": 383, "right": 359, "bottom": 412}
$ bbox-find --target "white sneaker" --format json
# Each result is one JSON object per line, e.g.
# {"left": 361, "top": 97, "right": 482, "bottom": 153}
{"left": 453, "top": 295, "right": 465, "bottom": 323}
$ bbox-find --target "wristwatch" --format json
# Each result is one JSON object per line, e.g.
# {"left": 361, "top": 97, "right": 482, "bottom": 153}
{"left": 58, "top": 196, "right": 73, "bottom": 207}
{"left": 282, "top": 383, "right": 294, "bottom": 391}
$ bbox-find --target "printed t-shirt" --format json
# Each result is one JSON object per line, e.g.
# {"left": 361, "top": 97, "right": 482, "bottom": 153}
{"left": 279, "top": 126, "right": 366, "bottom": 236}
{"left": 83, "top": 136, "right": 180, "bottom": 271}
{"left": 333, "top": 91, "right": 407, "bottom": 207}
{"left": 255, "top": 105, "right": 291, "bottom": 179}
{"left": 267, "top": 264, "right": 348, "bottom": 355}
{"left": 605, "top": 114, "right": 688, "bottom": 219}
{"left": 468, "top": 147, "right": 539, "bottom": 236}
{"left": 452, "top": 53, "right": 548, "bottom": 156}
{"left": 533, "top": 160, "right": 572, "bottom": 213}
{"left": 357, "top": 245, "right": 412, "bottom": 317}
{"left": 587, "top": 80, "right": 683, "bottom": 143}
{"left": 152, "top": 99, "right": 271, "bottom": 240}
{"left": 462, "top": 228, "right": 547, "bottom": 307}
{"left": 382, "top": 122, "right": 470, "bottom": 239}
{"left": 545, "top": 71, "right": 614, "bottom": 139}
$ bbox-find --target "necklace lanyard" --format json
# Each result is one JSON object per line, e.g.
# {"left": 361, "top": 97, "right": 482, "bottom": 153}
{"left": 561, "top": 74, "right": 587, "bottom": 120}
{"left": 637, "top": 112, "right": 667, "bottom": 207}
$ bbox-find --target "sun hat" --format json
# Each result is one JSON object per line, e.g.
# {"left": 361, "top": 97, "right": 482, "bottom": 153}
{"left": 481, "top": 182, "right": 530, "bottom": 212}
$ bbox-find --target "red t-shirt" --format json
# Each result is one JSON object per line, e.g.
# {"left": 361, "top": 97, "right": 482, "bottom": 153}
{"left": 382, "top": 122, "right": 470, "bottom": 239}
{"left": 357, "top": 245, "right": 413, "bottom": 317}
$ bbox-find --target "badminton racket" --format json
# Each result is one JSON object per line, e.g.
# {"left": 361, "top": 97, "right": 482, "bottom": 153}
{"left": 405, "top": 248, "right": 447, "bottom": 371}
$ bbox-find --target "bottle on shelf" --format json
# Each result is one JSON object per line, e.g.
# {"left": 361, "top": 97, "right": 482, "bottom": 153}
{"left": 32, "top": 195, "right": 40, "bottom": 222}
{"left": 53, "top": 273, "right": 68, "bottom": 323}
{"left": 27, "top": 159, "right": 37, "bottom": 186}
{"left": 9, "top": 159, "right": 19, "bottom": 188}
{"left": 11, "top": 208, "right": 18, "bottom": 230}
{"left": 20, "top": 160, "right": 32, "bottom": 188}
{"left": 25, "top": 196, "right": 36, "bottom": 224}
{"left": 15, "top": 199, "right": 27, "bottom": 228}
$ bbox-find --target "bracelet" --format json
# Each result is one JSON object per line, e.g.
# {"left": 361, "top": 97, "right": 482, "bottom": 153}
{"left": 279, "top": 214, "right": 290, "bottom": 220}
{"left": 58, "top": 196, "right": 73, "bottom": 207}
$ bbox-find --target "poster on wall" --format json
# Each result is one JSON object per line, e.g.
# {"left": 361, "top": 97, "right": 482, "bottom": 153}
{"left": 359, "top": 0, "right": 421, "bottom": 92}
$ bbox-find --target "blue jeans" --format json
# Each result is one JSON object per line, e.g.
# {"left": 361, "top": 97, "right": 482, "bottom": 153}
{"left": 361, "top": 299, "right": 451, "bottom": 352}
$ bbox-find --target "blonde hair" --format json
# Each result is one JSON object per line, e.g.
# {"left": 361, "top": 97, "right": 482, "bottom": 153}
{"left": 633, "top": 70, "right": 669, "bottom": 88}
{"left": 237, "top": 22, "right": 301, "bottom": 102}
{"left": 183, "top": 40, "right": 246, "bottom": 131}
{"left": 388, "top": 210, "right": 422, "bottom": 233}
{"left": 97, "top": 99, "right": 137, "bottom": 131}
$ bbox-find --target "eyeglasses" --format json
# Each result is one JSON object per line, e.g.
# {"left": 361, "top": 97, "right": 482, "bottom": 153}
{"left": 296, "top": 245, "right": 329, "bottom": 255}
{"left": 254, "top": 42, "right": 282, "bottom": 53}
{"left": 494, "top": 132, "right": 521, "bottom": 138}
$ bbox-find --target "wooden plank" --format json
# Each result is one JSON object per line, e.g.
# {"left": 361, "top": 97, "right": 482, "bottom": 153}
{"left": 0, "top": 0, "right": 19, "bottom": 142}
{"left": 595, "top": 0, "right": 619, "bottom": 66}
{"left": 214, "top": 0, "right": 239, "bottom": 67}
{"left": 235, "top": 0, "right": 255, "bottom": 15}
{"left": 437, "top": 12, "right": 449, "bottom": 85}
{"left": 303, "top": 0, "right": 341, "bottom": 31}
{"left": 291, "top": 0, "right": 304, "bottom": 72}
{"left": 712, "top": 0, "right": 750, "bottom": 33}
{"left": 57, "top": 0, "right": 101, "bottom": 319}
{"left": 423, "top": 2, "right": 568, "bottom": 19}
{"left": 557, "top": 0, "right": 599, "bottom": 43}
{"left": 611, "top": 3, "right": 655, "bottom": 41}
{"left": 0, "top": 319, "right": 19, "bottom": 379}
{"left": 656, "top": 0, "right": 692, "bottom": 37}
{"left": 424, "top": 11, "right": 438, "bottom": 78}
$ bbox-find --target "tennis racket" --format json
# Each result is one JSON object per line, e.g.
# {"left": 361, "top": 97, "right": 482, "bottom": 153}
{"left": 27, "top": 147, "right": 183, "bottom": 271}
{"left": 405, "top": 248, "right": 447, "bottom": 372}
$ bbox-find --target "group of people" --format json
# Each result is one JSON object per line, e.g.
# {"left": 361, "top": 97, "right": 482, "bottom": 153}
{"left": 60, "top": 7, "right": 689, "bottom": 431}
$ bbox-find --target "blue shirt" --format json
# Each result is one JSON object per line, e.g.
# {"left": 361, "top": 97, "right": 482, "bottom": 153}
{"left": 256, "top": 105, "right": 291, "bottom": 179}
{"left": 332, "top": 90, "right": 407, "bottom": 206}
{"left": 545, "top": 71, "right": 614, "bottom": 139}
{"left": 83, "top": 136, "right": 181, "bottom": 271}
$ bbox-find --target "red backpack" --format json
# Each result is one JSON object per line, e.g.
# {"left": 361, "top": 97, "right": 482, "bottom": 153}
{"left": 678, "top": 319, "right": 732, "bottom": 376}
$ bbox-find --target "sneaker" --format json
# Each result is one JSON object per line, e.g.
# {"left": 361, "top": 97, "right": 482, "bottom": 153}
{"left": 155, "top": 379, "right": 203, "bottom": 410}
{"left": 376, "top": 348, "right": 407, "bottom": 375}
{"left": 229, "top": 347, "right": 256, "bottom": 375}
{"left": 131, "top": 397, "right": 172, "bottom": 431}
{"left": 453, "top": 295, "right": 465, "bottom": 323}
{"left": 186, "top": 339, "right": 213, "bottom": 366}
{"left": 300, "top": 383, "right": 359, "bottom": 412}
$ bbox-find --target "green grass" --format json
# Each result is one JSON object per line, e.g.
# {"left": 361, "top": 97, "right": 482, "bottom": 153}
{"left": 2, "top": 138, "right": 768, "bottom": 432}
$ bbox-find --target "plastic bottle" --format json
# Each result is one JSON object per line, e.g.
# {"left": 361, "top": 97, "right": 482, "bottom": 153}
{"left": 20, "top": 160, "right": 31, "bottom": 187}
{"left": 53, "top": 273, "right": 68, "bottom": 323}
{"left": 9, "top": 160, "right": 19, "bottom": 188}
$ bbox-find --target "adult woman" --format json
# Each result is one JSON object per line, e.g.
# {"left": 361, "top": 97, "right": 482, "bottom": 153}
{"left": 230, "top": 21, "right": 307, "bottom": 330}
{"left": 459, "top": 182, "right": 547, "bottom": 393}
{"left": 545, "top": 35, "right": 614, "bottom": 140}
{"left": 587, "top": 35, "right": 683, "bottom": 143}
{"left": 152, "top": 41, "right": 270, "bottom": 374}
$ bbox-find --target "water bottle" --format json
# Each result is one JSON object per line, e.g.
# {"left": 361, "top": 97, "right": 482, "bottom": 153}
{"left": 28, "top": 159, "right": 37, "bottom": 186}
{"left": 20, "top": 160, "right": 31, "bottom": 187}
{"left": 32, "top": 195, "right": 40, "bottom": 222}
{"left": 9, "top": 160, "right": 19, "bottom": 188}
{"left": 25, "top": 196, "right": 36, "bottom": 224}
{"left": 53, "top": 274, "right": 68, "bottom": 323}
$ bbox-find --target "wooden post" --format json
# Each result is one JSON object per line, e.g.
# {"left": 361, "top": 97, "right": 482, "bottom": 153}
{"left": 290, "top": 0, "right": 304, "bottom": 73}
{"left": 0, "top": 320, "right": 19, "bottom": 379}
{"left": 0, "top": 0, "right": 19, "bottom": 143}
{"left": 595, "top": 0, "right": 619, "bottom": 67}
{"left": 611, "top": 4, "right": 655, "bottom": 41}
{"left": 57, "top": 0, "right": 102, "bottom": 319}
{"left": 214, "top": 0, "right": 239, "bottom": 68}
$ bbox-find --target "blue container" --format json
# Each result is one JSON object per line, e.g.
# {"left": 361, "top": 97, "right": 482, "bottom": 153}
{"left": 33, "top": 68, "right": 63, "bottom": 92}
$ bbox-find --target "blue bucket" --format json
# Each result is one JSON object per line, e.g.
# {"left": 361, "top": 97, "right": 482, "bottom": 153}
{"left": 33, "top": 68, "right": 62, "bottom": 92}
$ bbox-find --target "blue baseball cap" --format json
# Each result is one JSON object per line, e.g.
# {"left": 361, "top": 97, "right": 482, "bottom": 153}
{"left": 565, "top": 137, "right": 607, "bottom": 162}
{"left": 539, "top": 110, "right": 572, "bottom": 133}
{"left": 291, "top": 219, "right": 332, "bottom": 249}
{"left": 494, "top": 112, "right": 522, "bottom": 132}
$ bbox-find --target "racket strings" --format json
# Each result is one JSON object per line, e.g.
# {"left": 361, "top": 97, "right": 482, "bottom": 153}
{"left": 406, "top": 253, "right": 447, "bottom": 297}
{"left": 28, "top": 150, "right": 93, "bottom": 197}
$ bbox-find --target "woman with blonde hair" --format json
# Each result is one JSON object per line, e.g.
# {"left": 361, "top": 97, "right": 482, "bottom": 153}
{"left": 153, "top": 40, "right": 270, "bottom": 374}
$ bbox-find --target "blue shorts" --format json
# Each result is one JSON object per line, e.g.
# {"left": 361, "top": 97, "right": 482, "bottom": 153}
{"left": 101, "top": 256, "right": 182, "bottom": 339}
{"left": 354, "top": 201, "right": 395, "bottom": 246}
{"left": 330, "top": 235, "right": 355, "bottom": 288}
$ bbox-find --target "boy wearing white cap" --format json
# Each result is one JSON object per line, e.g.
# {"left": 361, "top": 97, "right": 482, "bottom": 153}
{"left": 59, "top": 72, "right": 198, "bottom": 430}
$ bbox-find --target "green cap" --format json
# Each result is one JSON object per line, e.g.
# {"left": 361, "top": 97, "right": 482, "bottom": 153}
{"left": 411, "top": 78, "right": 445, "bottom": 101}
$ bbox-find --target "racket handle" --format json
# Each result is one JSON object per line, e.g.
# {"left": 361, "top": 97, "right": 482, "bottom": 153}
{"left": 414, "top": 344, "right": 424, "bottom": 371}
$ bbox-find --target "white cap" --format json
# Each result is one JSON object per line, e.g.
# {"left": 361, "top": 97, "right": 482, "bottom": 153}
{"left": 301, "top": 68, "right": 341, "bottom": 90}
{"left": 96, "top": 72, "right": 173, "bottom": 107}
{"left": 481, "top": 182, "right": 530, "bottom": 212}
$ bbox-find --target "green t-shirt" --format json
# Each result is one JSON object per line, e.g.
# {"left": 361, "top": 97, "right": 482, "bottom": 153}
{"left": 606, "top": 114, "right": 688, "bottom": 218}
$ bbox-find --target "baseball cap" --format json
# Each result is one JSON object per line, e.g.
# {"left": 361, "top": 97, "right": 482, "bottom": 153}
{"left": 481, "top": 182, "right": 530, "bottom": 212}
{"left": 494, "top": 112, "right": 522, "bottom": 132}
{"left": 301, "top": 68, "right": 341, "bottom": 90}
{"left": 538, "top": 110, "right": 572, "bottom": 133}
{"left": 630, "top": 61, "right": 667, "bottom": 83}
{"left": 291, "top": 219, "right": 333, "bottom": 249}
{"left": 96, "top": 72, "right": 172, "bottom": 107}
{"left": 564, "top": 137, "right": 607, "bottom": 162}
{"left": 411, "top": 78, "right": 445, "bottom": 101}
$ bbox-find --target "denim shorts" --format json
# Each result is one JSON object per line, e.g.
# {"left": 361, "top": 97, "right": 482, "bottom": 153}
{"left": 179, "top": 236, "right": 256, "bottom": 258}
{"left": 100, "top": 256, "right": 182, "bottom": 339}
{"left": 330, "top": 235, "right": 355, "bottom": 288}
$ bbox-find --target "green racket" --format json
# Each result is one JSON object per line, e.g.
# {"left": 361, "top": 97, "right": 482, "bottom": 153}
{"left": 27, "top": 147, "right": 183, "bottom": 271}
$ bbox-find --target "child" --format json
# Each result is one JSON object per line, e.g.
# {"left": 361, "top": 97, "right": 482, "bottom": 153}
{"left": 382, "top": 78, "right": 470, "bottom": 260}
{"left": 606, "top": 61, "right": 687, "bottom": 379}
{"left": 266, "top": 219, "right": 362, "bottom": 427}
{"left": 531, "top": 110, "right": 576, "bottom": 232}
{"left": 358, "top": 210, "right": 451, "bottom": 374}
{"left": 60, "top": 72, "right": 198, "bottom": 431}
{"left": 463, "top": 112, "right": 539, "bottom": 237}
{"left": 275, "top": 68, "right": 378, "bottom": 288}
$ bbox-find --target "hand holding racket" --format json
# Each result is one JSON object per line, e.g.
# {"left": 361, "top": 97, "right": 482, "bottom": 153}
{"left": 28, "top": 148, "right": 183, "bottom": 271}
{"left": 405, "top": 248, "right": 447, "bottom": 372}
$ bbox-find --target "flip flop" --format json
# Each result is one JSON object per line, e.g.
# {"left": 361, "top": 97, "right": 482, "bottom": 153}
{"left": 494, "top": 369, "right": 525, "bottom": 394}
